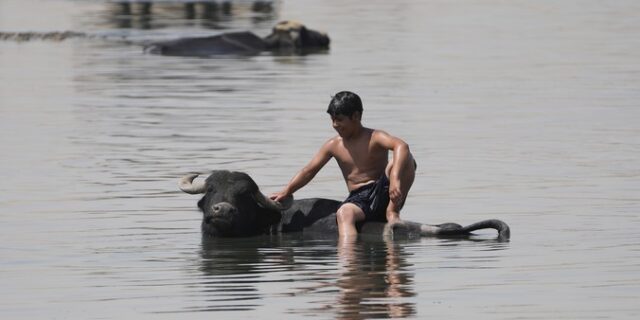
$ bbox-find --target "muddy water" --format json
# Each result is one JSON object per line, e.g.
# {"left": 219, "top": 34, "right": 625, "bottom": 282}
{"left": 1, "top": 0, "right": 639, "bottom": 319}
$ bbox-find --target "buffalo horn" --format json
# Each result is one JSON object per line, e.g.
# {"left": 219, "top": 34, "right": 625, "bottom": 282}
{"left": 255, "top": 191, "right": 293, "bottom": 211}
{"left": 178, "top": 173, "right": 207, "bottom": 194}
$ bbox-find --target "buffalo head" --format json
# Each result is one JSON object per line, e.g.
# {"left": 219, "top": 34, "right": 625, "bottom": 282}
{"left": 263, "top": 21, "right": 330, "bottom": 53}
{"left": 179, "top": 171, "right": 292, "bottom": 237}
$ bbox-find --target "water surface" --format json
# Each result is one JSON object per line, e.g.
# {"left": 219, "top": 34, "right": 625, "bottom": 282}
{"left": 1, "top": 0, "right": 639, "bottom": 319}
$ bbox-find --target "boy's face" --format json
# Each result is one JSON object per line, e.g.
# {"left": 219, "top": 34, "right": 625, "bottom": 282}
{"left": 330, "top": 112, "right": 361, "bottom": 137}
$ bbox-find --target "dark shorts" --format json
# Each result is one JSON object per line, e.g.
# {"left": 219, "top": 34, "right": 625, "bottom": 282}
{"left": 342, "top": 175, "right": 390, "bottom": 222}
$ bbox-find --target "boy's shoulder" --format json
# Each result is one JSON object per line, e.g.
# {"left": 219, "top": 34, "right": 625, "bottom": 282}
{"left": 320, "top": 135, "right": 342, "bottom": 152}
{"left": 368, "top": 128, "right": 393, "bottom": 144}
{"left": 370, "top": 128, "right": 389, "bottom": 136}
{"left": 325, "top": 134, "right": 342, "bottom": 144}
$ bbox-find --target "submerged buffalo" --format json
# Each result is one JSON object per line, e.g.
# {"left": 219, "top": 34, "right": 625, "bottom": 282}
{"left": 145, "top": 21, "right": 330, "bottom": 57}
{"left": 179, "top": 170, "right": 511, "bottom": 240}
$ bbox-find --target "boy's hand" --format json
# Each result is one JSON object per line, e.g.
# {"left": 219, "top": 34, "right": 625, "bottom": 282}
{"left": 270, "top": 191, "right": 290, "bottom": 203}
{"left": 389, "top": 182, "right": 404, "bottom": 207}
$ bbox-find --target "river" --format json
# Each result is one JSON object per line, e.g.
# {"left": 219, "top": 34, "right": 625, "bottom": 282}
{"left": 1, "top": 0, "right": 639, "bottom": 319}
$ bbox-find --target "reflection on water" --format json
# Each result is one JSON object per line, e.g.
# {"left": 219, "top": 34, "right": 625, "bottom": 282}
{"left": 196, "top": 235, "right": 338, "bottom": 314}
{"left": 197, "top": 237, "right": 265, "bottom": 312}
{"left": 100, "top": 1, "right": 277, "bottom": 31}
{"left": 335, "top": 238, "right": 415, "bottom": 319}
{"left": 196, "top": 235, "right": 419, "bottom": 318}
{"left": 193, "top": 235, "right": 509, "bottom": 317}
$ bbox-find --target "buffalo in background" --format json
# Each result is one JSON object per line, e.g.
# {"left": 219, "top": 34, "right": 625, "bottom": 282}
{"left": 145, "top": 20, "right": 330, "bottom": 56}
{"left": 1, "top": 2, "right": 329, "bottom": 58}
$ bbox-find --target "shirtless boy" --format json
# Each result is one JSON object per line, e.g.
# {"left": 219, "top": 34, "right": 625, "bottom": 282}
{"left": 271, "top": 91, "right": 416, "bottom": 237}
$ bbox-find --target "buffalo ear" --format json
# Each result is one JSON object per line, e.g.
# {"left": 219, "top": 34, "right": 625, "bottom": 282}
{"left": 197, "top": 197, "right": 206, "bottom": 211}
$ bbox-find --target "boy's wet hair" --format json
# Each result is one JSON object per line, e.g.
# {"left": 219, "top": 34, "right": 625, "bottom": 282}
{"left": 327, "top": 91, "right": 363, "bottom": 117}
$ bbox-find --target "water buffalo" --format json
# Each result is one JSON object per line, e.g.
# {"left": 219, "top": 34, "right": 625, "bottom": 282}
{"left": 179, "top": 170, "right": 511, "bottom": 240}
{"left": 145, "top": 20, "right": 330, "bottom": 57}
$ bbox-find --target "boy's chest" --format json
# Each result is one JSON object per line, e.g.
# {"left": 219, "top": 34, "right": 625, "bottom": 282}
{"left": 334, "top": 141, "right": 386, "bottom": 167}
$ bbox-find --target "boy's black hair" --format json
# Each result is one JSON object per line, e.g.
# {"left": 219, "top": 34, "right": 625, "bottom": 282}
{"left": 326, "top": 91, "right": 363, "bottom": 118}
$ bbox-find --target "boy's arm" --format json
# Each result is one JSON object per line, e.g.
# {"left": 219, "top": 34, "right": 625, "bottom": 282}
{"left": 372, "top": 130, "right": 412, "bottom": 204}
{"left": 271, "top": 139, "right": 334, "bottom": 202}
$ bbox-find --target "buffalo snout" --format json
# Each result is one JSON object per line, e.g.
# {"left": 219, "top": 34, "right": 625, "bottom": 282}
{"left": 204, "top": 202, "right": 237, "bottom": 223}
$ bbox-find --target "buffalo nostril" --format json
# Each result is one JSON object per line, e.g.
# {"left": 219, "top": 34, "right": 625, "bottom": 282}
{"left": 213, "top": 205, "right": 221, "bottom": 212}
